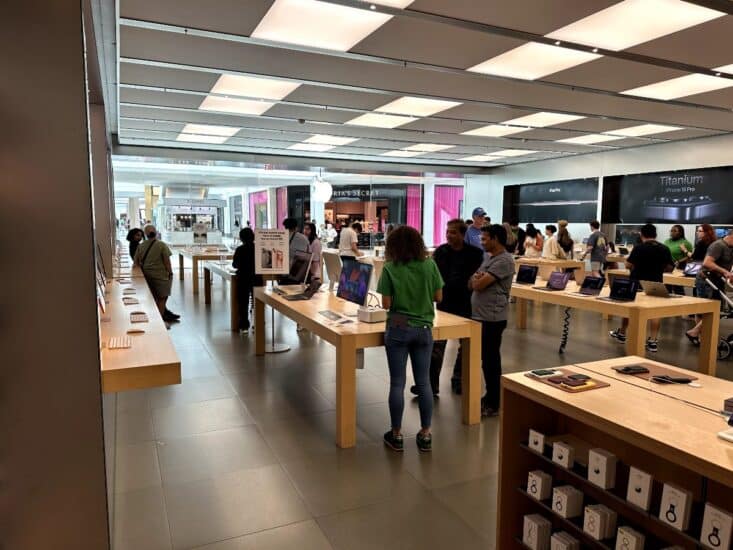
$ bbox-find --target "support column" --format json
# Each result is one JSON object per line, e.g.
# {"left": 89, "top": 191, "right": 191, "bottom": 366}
{"left": 1, "top": 2, "right": 110, "bottom": 548}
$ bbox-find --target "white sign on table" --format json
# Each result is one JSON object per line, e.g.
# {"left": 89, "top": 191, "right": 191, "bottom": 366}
{"left": 255, "top": 229, "right": 289, "bottom": 275}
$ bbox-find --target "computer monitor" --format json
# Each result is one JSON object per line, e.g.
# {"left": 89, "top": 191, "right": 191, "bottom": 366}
{"left": 336, "top": 261, "right": 373, "bottom": 306}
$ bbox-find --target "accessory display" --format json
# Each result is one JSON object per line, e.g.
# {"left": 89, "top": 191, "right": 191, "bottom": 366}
{"left": 552, "top": 441, "right": 575, "bottom": 469}
{"left": 523, "top": 514, "right": 551, "bottom": 550}
{"left": 528, "top": 429, "right": 546, "bottom": 453}
{"left": 615, "top": 526, "right": 645, "bottom": 550}
{"left": 588, "top": 448, "right": 617, "bottom": 489}
{"left": 659, "top": 483, "right": 693, "bottom": 531}
{"left": 550, "top": 531, "right": 579, "bottom": 550}
{"left": 527, "top": 470, "right": 552, "bottom": 501}
{"left": 626, "top": 467, "right": 653, "bottom": 511}
{"left": 552, "top": 485, "right": 583, "bottom": 519}
{"left": 583, "top": 504, "right": 617, "bottom": 541}
{"left": 700, "top": 503, "right": 733, "bottom": 549}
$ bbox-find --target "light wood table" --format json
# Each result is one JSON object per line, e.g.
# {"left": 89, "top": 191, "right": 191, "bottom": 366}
{"left": 606, "top": 268, "right": 696, "bottom": 288}
{"left": 497, "top": 356, "right": 733, "bottom": 549}
{"left": 253, "top": 287, "right": 482, "bottom": 448}
{"left": 516, "top": 257, "right": 586, "bottom": 283}
{"left": 511, "top": 281, "right": 720, "bottom": 375}
{"left": 176, "top": 247, "right": 233, "bottom": 296}
{"left": 202, "top": 260, "right": 241, "bottom": 332}
{"left": 100, "top": 269, "right": 181, "bottom": 392}
{"left": 606, "top": 252, "right": 629, "bottom": 264}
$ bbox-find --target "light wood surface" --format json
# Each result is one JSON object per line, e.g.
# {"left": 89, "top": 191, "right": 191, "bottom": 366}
{"left": 516, "top": 257, "right": 586, "bottom": 282}
{"left": 497, "top": 356, "right": 733, "bottom": 549}
{"left": 510, "top": 281, "right": 720, "bottom": 375}
{"left": 606, "top": 268, "right": 695, "bottom": 288}
{"left": 100, "top": 270, "right": 181, "bottom": 393}
{"left": 253, "top": 287, "right": 481, "bottom": 448}
{"left": 176, "top": 248, "right": 233, "bottom": 295}
{"left": 203, "top": 260, "right": 240, "bottom": 331}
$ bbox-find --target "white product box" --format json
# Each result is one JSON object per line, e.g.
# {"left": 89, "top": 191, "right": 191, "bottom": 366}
{"left": 583, "top": 504, "right": 617, "bottom": 540}
{"left": 626, "top": 467, "right": 653, "bottom": 511}
{"left": 700, "top": 502, "right": 733, "bottom": 549}
{"left": 552, "top": 442, "right": 575, "bottom": 469}
{"left": 659, "top": 483, "right": 693, "bottom": 531}
{"left": 529, "top": 429, "right": 546, "bottom": 453}
{"left": 552, "top": 486, "right": 584, "bottom": 519}
{"left": 527, "top": 470, "right": 553, "bottom": 501}
{"left": 550, "top": 531, "right": 580, "bottom": 550}
{"left": 523, "top": 514, "right": 551, "bottom": 550}
{"left": 588, "top": 448, "right": 617, "bottom": 489}
{"left": 615, "top": 526, "right": 645, "bottom": 550}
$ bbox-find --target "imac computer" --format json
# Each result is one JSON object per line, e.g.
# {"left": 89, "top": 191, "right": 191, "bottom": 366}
{"left": 336, "top": 261, "right": 373, "bottom": 307}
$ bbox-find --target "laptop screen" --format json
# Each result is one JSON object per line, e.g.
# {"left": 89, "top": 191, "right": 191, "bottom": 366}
{"left": 610, "top": 278, "right": 638, "bottom": 300}
{"left": 289, "top": 251, "right": 313, "bottom": 284}
{"left": 580, "top": 276, "right": 605, "bottom": 294}
{"left": 684, "top": 262, "right": 702, "bottom": 276}
{"left": 547, "top": 271, "right": 571, "bottom": 289}
{"left": 516, "top": 265, "right": 538, "bottom": 284}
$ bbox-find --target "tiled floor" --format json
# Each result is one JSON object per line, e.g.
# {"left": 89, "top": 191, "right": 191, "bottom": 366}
{"left": 112, "top": 269, "right": 733, "bottom": 550}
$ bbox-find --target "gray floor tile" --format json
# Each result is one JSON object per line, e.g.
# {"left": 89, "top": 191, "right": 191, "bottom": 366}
{"left": 240, "top": 386, "right": 334, "bottom": 423}
{"left": 152, "top": 397, "right": 254, "bottom": 439}
{"left": 164, "top": 464, "right": 311, "bottom": 550}
{"left": 115, "top": 441, "right": 162, "bottom": 493}
{"left": 192, "top": 520, "right": 333, "bottom": 550}
{"left": 148, "top": 376, "right": 235, "bottom": 410}
{"left": 117, "top": 408, "right": 155, "bottom": 444}
{"left": 114, "top": 486, "right": 171, "bottom": 550}
{"left": 180, "top": 350, "right": 222, "bottom": 379}
{"left": 117, "top": 388, "right": 151, "bottom": 413}
{"left": 157, "top": 426, "right": 277, "bottom": 486}
{"left": 432, "top": 474, "right": 498, "bottom": 543}
{"left": 314, "top": 374, "right": 390, "bottom": 408}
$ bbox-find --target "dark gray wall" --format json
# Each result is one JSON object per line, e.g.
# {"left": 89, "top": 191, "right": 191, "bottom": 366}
{"left": 0, "top": 2, "right": 110, "bottom": 548}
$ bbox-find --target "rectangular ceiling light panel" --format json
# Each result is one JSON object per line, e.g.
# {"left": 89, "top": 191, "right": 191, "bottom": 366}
{"left": 252, "top": 0, "right": 413, "bottom": 52}
{"left": 176, "top": 134, "right": 229, "bottom": 144}
{"left": 606, "top": 124, "right": 683, "bottom": 137}
{"left": 305, "top": 134, "right": 358, "bottom": 146}
{"left": 460, "top": 155, "right": 501, "bottom": 162}
{"left": 548, "top": 0, "right": 725, "bottom": 51}
{"left": 382, "top": 150, "right": 425, "bottom": 157}
{"left": 376, "top": 96, "right": 461, "bottom": 116}
{"left": 180, "top": 123, "right": 240, "bottom": 137}
{"left": 622, "top": 73, "right": 733, "bottom": 100}
{"left": 461, "top": 125, "right": 528, "bottom": 137}
{"left": 288, "top": 143, "right": 335, "bottom": 151}
{"left": 345, "top": 112, "right": 417, "bottom": 128}
{"left": 210, "top": 74, "right": 301, "bottom": 100}
{"left": 557, "top": 134, "right": 623, "bottom": 144}
{"left": 404, "top": 143, "right": 454, "bottom": 152}
{"left": 199, "top": 95, "right": 275, "bottom": 115}
{"left": 492, "top": 149, "right": 538, "bottom": 157}
{"left": 502, "top": 112, "right": 585, "bottom": 127}
{"left": 467, "top": 42, "right": 601, "bottom": 80}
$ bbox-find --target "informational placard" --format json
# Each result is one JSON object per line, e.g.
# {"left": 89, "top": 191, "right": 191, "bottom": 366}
{"left": 193, "top": 222, "right": 208, "bottom": 244}
{"left": 255, "top": 229, "right": 289, "bottom": 275}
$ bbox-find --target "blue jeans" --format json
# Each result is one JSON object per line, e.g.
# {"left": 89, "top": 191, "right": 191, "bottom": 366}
{"left": 384, "top": 324, "right": 434, "bottom": 430}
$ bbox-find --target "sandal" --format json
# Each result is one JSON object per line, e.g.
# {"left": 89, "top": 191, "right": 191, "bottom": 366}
{"left": 685, "top": 331, "right": 700, "bottom": 346}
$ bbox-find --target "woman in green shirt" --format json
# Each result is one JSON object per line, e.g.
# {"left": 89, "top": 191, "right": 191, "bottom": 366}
{"left": 664, "top": 224, "right": 693, "bottom": 295}
{"left": 377, "top": 226, "right": 444, "bottom": 453}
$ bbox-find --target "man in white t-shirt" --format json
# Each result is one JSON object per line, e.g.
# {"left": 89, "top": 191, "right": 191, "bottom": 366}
{"left": 339, "top": 222, "right": 363, "bottom": 263}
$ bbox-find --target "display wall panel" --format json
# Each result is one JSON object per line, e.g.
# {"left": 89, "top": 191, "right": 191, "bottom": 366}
{"left": 507, "top": 178, "right": 599, "bottom": 223}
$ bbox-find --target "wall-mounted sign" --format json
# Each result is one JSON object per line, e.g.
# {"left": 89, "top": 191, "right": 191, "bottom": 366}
{"left": 509, "top": 178, "right": 599, "bottom": 222}
{"left": 254, "top": 229, "right": 289, "bottom": 275}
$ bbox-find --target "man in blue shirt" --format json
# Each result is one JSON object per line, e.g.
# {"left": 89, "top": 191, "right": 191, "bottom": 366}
{"left": 464, "top": 207, "right": 489, "bottom": 249}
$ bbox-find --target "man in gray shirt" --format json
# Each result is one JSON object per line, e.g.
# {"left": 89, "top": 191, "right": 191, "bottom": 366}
{"left": 581, "top": 220, "right": 608, "bottom": 277}
{"left": 469, "top": 224, "right": 515, "bottom": 417}
{"left": 283, "top": 217, "right": 310, "bottom": 266}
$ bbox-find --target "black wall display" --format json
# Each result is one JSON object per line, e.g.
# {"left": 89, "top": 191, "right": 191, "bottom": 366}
{"left": 505, "top": 178, "right": 599, "bottom": 223}
{"left": 610, "top": 166, "right": 733, "bottom": 224}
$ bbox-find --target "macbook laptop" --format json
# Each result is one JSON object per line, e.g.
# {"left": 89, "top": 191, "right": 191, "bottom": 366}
{"left": 618, "top": 246, "right": 630, "bottom": 255}
{"left": 515, "top": 264, "right": 539, "bottom": 285}
{"left": 597, "top": 277, "right": 639, "bottom": 302}
{"left": 283, "top": 279, "right": 322, "bottom": 301}
{"left": 532, "top": 271, "right": 571, "bottom": 291}
{"left": 569, "top": 275, "right": 605, "bottom": 297}
{"left": 683, "top": 262, "right": 702, "bottom": 277}
{"left": 640, "top": 280, "right": 684, "bottom": 298}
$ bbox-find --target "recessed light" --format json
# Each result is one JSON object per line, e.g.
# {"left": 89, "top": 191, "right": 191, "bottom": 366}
{"left": 604, "top": 123, "right": 683, "bottom": 137}
{"left": 467, "top": 42, "right": 601, "bottom": 80}
{"left": 382, "top": 150, "right": 425, "bottom": 157}
{"left": 345, "top": 112, "right": 417, "bottom": 128}
{"left": 557, "top": 134, "right": 624, "bottom": 145}
{"left": 251, "top": 0, "right": 413, "bottom": 52}
{"left": 461, "top": 125, "right": 528, "bottom": 137}
{"left": 404, "top": 143, "right": 454, "bottom": 152}
{"left": 492, "top": 149, "right": 538, "bottom": 157}
{"left": 502, "top": 112, "right": 585, "bottom": 127}
{"left": 210, "top": 74, "right": 300, "bottom": 100}
{"left": 305, "top": 134, "right": 358, "bottom": 146}
{"left": 459, "top": 155, "right": 500, "bottom": 162}
{"left": 592, "top": 48, "right": 599, "bottom": 53}
{"left": 288, "top": 143, "right": 335, "bottom": 152}
{"left": 554, "top": 40, "right": 561, "bottom": 45}
{"left": 199, "top": 95, "right": 275, "bottom": 115}
{"left": 622, "top": 73, "right": 733, "bottom": 100}
{"left": 180, "top": 123, "right": 239, "bottom": 137}
{"left": 548, "top": 0, "right": 725, "bottom": 51}
{"left": 376, "top": 96, "right": 462, "bottom": 117}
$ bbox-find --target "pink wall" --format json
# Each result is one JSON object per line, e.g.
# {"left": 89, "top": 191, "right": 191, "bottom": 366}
{"left": 276, "top": 187, "right": 288, "bottom": 227}
{"left": 248, "top": 191, "right": 268, "bottom": 229}
{"left": 406, "top": 185, "right": 422, "bottom": 233}
{"left": 433, "top": 186, "right": 464, "bottom": 245}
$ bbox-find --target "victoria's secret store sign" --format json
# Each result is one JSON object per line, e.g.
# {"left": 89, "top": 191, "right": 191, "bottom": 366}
{"left": 329, "top": 185, "right": 408, "bottom": 202}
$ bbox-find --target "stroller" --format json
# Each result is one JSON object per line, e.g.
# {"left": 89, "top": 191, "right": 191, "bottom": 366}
{"left": 702, "top": 274, "right": 733, "bottom": 360}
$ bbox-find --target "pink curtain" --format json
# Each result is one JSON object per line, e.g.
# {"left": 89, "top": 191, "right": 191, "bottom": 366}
{"left": 248, "top": 191, "right": 268, "bottom": 228}
{"left": 276, "top": 187, "right": 288, "bottom": 226}
{"left": 433, "top": 186, "right": 464, "bottom": 246}
{"left": 406, "top": 185, "right": 422, "bottom": 233}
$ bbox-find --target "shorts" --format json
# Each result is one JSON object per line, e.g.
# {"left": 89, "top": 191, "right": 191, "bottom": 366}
{"left": 590, "top": 261, "right": 603, "bottom": 272}
{"left": 146, "top": 277, "right": 172, "bottom": 299}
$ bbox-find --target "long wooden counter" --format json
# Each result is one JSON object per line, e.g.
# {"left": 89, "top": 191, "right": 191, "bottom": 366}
{"left": 516, "top": 257, "right": 586, "bottom": 282}
{"left": 606, "top": 268, "right": 696, "bottom": 288}
{"left": 176, "top": 246, "right": 233, "bottom": 296}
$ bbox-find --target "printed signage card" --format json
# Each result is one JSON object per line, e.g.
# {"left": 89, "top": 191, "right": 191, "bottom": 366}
{"left": 255, "top": 229, "right": 290, "bottom": 275}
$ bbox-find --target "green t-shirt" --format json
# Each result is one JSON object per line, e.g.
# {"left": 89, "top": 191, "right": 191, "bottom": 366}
{"left": 377, "top": 259, "right": 444, "bottom": 327}
{"left": 134, "top": 239, "right": 172, "bottom": 281}
{"left": 664, "top": 238, "right": 693, "bottom": 263}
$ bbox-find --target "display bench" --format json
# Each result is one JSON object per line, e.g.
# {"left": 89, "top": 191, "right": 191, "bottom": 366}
{"left": 498, "top": 356, "right": 733, "bottom": 550}
{"left": 175, "top": 246, "right": 232, "bottom": 296}
{"left": 517, "top": 257, "right": 587, "bottom": 283}
{"left": 100, "top": 266, "right": 181, "bottom": 393}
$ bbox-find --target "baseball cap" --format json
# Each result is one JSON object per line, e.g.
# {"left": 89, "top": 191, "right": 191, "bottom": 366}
{"left": 472, "top": 207, "right": 487, "bottom": 217}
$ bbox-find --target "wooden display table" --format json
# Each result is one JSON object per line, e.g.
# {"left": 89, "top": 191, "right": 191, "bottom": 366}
{"left": 516, "top": 257, "right": 586, "bottom": 283}
{"left": 100, "top": 268, "right": 181, "bottom": 393}
{"left": 176, "top": 247, "right": 232, "bottom": 296}
{"left": 253, "top": 287, "right": 482, "bottom": 448}
{"left": 510, "top": 281, "right": 720, "bottom": 375}
{"left": 606, "top": 268, "right": 695, "bottom": 288}
{"left": 497, "top": 356, "right": 733, "bottom": 549}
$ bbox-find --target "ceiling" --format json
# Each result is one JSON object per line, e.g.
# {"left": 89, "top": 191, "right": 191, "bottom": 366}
{"left": 110, "top": 0, "right": 733, "bottom": 169}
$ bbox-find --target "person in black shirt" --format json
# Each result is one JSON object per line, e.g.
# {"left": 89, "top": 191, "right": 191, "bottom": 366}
{"left": 126, "top": 228, "right": 144, "bottom": 260}
{"left": 232, "top": 228, "right": 263, "bottom": 331}
{"left": 510, "top": 219, "right": 526, "bottom": 255}
{"left": 410, "top": 218, "right": 483, "bottom": 396}
{"left": 609, "top": 223, "right": 673, "bottom": 352}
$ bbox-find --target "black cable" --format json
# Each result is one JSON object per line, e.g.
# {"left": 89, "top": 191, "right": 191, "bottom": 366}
{"left": 559, "top": 307, "right": 571, "bottom": 354}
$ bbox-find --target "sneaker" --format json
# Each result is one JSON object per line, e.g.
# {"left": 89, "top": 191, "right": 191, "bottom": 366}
{"left": 416, "top": 432, "right": 432, "bottom": 452}
{"left": 164, "top": 309, "right": 180, "bottom": 320}
{"left": 383, "top": 430, "right": 404, "bottom": 452}
{"left": 609, "top": 329, "right": 626, "bottom": 343}
{"left": 646, "top": 338, "right": 659, "bottom": 353}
